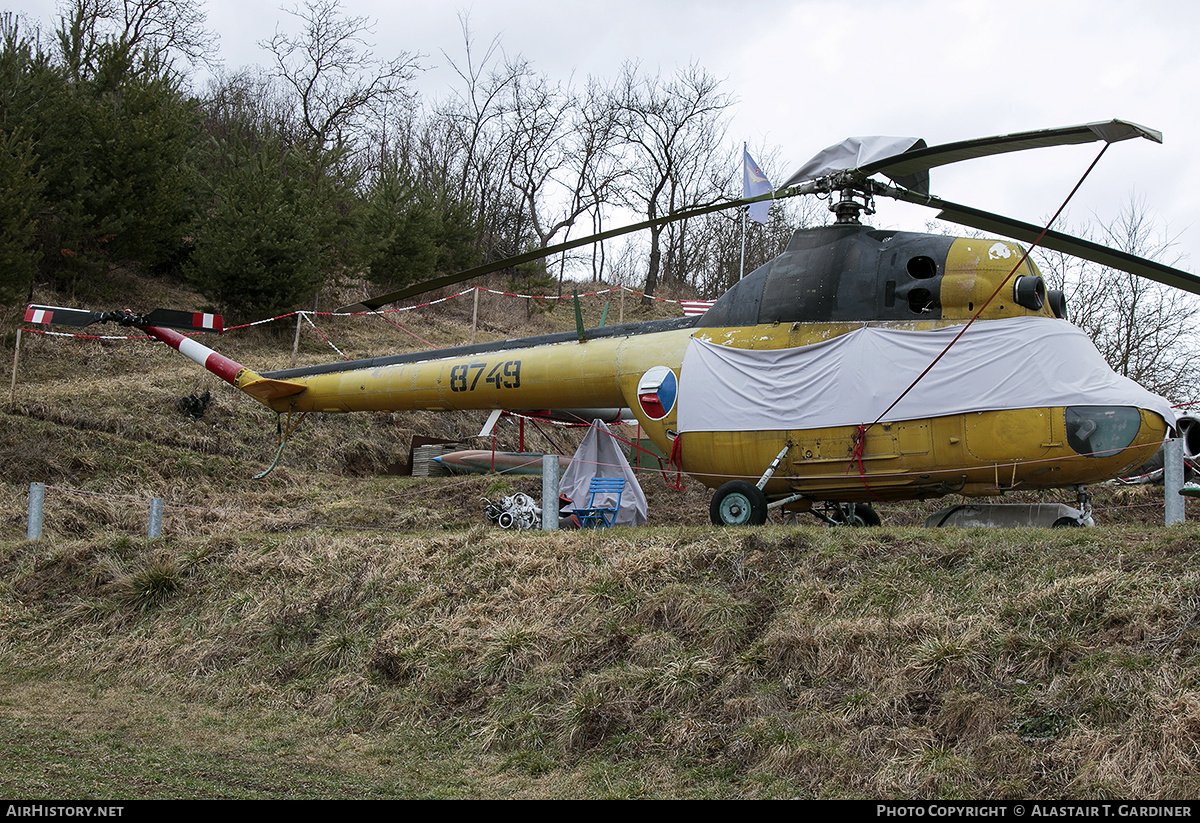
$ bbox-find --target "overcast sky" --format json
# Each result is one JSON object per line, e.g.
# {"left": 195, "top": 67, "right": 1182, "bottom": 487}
{"left": 8, "top": 0, "right": 1199, "bottom": 273}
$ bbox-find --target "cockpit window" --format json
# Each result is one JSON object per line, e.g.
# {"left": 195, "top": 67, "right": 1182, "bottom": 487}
{"left": 1065, "top": 406, "right": 1142, "bottom": 458}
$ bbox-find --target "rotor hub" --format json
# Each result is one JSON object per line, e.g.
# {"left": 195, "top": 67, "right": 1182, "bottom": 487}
{"left": 827, "top": 185, "right": 876, "bottom": 224}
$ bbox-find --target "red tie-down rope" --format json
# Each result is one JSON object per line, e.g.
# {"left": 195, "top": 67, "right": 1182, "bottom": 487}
{"left": 667, "top": 434, "right": 685, "bottom": 491}
{"left": 850, "top": 424, "right": 885, "bottom": 502}
{"left": 847, "top": 143, "right": 1113, "bottom": 497}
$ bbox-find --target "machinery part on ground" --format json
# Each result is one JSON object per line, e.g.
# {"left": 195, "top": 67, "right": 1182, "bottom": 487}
{"left": 482, "top": 493, "right": 543, "bottom": 531}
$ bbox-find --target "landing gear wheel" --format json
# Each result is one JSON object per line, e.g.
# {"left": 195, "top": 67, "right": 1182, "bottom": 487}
{"left": 710, "top": 481, "right": 768, "bottom": 526}
{"left": 842, "top": 504, "right": 881, "bottom": 527}
{"left": 1052, "top": 517, "right": 1082, "bottom": 528}
{"left": 816, "top": 502, "right": 881, "bottom": 527}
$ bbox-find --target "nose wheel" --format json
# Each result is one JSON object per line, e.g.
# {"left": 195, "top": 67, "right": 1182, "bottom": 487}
{"left": 710, "top": 480, "right": 769, "bottom": 526}
{"left": 710, "top": 445, "right": 789, "bottom": 526}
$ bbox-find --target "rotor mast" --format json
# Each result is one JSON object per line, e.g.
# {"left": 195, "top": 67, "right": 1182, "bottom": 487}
{"left": 825, "top": 170, "right": 877, "bottom": 224}
{"left": 830, "top": 184, "right": 876, "bottom": 224}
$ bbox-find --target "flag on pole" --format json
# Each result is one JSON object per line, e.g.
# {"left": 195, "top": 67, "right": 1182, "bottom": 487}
{"left": 743, "top": 149, "right": 773, "bottom": 224}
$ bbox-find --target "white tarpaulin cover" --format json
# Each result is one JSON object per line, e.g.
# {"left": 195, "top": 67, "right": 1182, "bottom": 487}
{"left": 781, "top": 136, "right": 924, "bottom": 189}
{"left": 560, "top": 420, "right": 648, "bottom": 526}
{"left": 677, "top": 317, "right": 1176, "bottom": 433}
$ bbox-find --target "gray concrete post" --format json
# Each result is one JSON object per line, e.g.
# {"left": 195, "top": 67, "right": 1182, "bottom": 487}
{"left": 27, "top": 482, "right": 43, "bottom": 541}
{"left": 542, "top": 453, "right": 560, "bottom": 531}
{"left": 148, "top": 497, "right": 164, "bottom": 538}
{"left": 1165, "top": 436, "right": 1185, "bottom": 525}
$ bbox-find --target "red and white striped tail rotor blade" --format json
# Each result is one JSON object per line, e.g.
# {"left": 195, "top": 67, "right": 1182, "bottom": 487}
{"left": 143, "top": 309, "right": 224, "bottom": 333}
{"left": 24, "top": 305, "right": 105, "bottom": 327}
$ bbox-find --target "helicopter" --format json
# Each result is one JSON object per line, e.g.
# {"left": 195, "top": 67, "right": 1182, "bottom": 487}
{"left": 24, "top": 119, "right": 1200, "bottom": 527}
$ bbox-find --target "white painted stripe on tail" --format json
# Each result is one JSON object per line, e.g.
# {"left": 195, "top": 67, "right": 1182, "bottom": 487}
{"left": 680, "top": 300, "right": 715, "bottom": 316}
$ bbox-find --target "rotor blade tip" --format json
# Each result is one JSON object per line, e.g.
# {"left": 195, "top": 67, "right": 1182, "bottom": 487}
{"left": 1090, "top": 119, "right": 1163, "bottom": 145}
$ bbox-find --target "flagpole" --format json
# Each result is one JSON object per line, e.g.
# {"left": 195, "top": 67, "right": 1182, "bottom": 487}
{"left": 740, "top": 210, "right": 747, "bottom": 280}
{"left": 740, "top": 142, "right": 747, "bottom": 280}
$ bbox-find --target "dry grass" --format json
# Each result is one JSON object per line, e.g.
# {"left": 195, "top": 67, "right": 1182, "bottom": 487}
{"left": 7, "top": 523, "right": 1200, "bottom": 798}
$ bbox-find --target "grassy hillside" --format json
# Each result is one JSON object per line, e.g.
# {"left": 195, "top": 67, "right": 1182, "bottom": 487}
{"left": 2, "top": 271, "right": 1199, "bottom": 799}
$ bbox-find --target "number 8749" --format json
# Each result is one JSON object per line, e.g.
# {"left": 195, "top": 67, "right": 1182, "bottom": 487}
{"left": 448, "top": 360, "right": 522, "bottom": 392}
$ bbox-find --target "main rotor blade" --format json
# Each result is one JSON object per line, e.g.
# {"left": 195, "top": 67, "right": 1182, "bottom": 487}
{"left": 342, "top": 120, "right": 1168, "bottom": 312}
{"left": 861, "top": 120, "right": 1162, "bottom": 193}
{"left": 921, "top": 196, "right": 1200, "bottom": 296}
{"left": 337, "top": 187, "right": 809, "bottom": 312}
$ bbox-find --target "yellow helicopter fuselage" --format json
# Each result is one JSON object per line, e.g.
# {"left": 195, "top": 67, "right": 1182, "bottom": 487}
{"left": 237, "top": 231, "right": 1169, "bottom": 505}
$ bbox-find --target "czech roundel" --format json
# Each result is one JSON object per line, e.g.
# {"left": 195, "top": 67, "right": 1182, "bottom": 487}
{"left": 637, "top": 366, "right": 677, "bottom": 420}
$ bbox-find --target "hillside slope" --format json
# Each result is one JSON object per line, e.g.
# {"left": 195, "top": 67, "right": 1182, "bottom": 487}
{"left": 5, "top": 522, "right": 1200, "bottom": 798}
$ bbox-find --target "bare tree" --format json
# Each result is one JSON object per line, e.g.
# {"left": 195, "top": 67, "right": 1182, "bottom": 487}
{"left": 431, "top": 23, "right": 631, "bottom": 287}
{"left": 502, "top": 70, "right": 626, "bottom": 288}
{"left": 609, "top": 62, "right": 733, "bottom": 301}
{"left": 1036, "top": 195, "right": 1199, "bottom": 405}
{"left": 200, "top": 66, "right": 299, "bottom": 147}
{"left": 431, "top": 21, "right": 526, "bottom": 261}
{"left": 693, "top": 192, "right": 824, "bottom": 297}
{"left": 572, "top": 79, "right": 628, "bottom": 282}
{"left": 500, "top": 67, "right": 572, "bottom": 245}
{"left": 55, "top": 0, "right": 218, "bottom": 80}
{"left": 112, "top": 0, "right": 217, "bottom": 68}
{"left": 262, "top": 0, "right": 420, "bottom": 172}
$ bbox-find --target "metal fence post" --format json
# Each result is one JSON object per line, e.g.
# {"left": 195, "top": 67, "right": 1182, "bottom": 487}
{"left": 148, "top": 497, "right": 164, "bottom": 538}
{"left": 471, "top": 288, "right": 480, "bottom": 344}
{"left": 542, "top": 453, "right": 560, "bottom": 531}
{"left": 10, "top": 327, "right": 22, "bottom": 405}
{"left": 27, "top": 482, "right": 44, "bottom": 541}
{"left": 289, "top": 311, "right": 303, "bottom": 368}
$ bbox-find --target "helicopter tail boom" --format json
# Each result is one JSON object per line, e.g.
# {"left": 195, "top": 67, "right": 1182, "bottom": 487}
{"left": 140, "top": 324, "right": 308, "bottom": 402}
